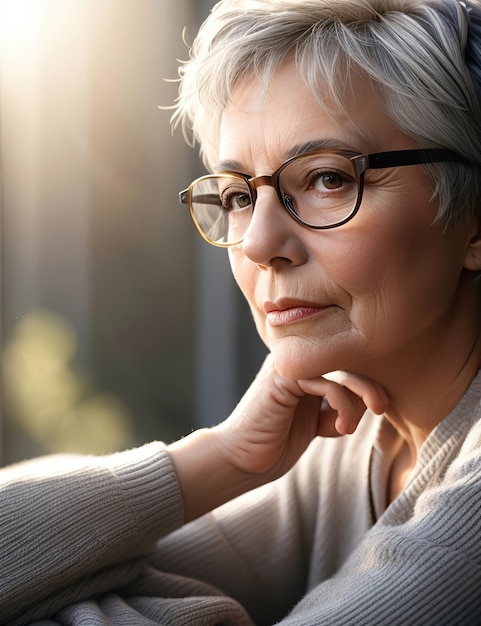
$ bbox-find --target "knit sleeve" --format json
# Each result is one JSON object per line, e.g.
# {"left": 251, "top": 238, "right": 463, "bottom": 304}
{"left": 0, "top": 442, "right": 184, "bottom": 624}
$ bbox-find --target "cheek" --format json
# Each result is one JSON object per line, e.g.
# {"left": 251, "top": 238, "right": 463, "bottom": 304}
{"left": 228, "top": 248, "right": 258, "bottom": 303}
{"left": 328, "top": 215, "right": 462, "bottom": 338}
{"left": 312, "top": 224, "right": 394, "bottom": 297}
{"left": 228, "top": 247, "right": 249, "bottom": 293}
{"left": 325, "top": 184, "right": 437, "bottom": 291}
{"left": 228, "top": 249, "right": 271, "bottom": 343}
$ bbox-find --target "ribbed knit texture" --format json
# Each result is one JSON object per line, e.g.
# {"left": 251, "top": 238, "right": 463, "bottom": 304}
{"left": 1, "top": 442, "right": 183, "bottom": 624}
{"left": 2, "top": 375, "right": 481, "bottom": 624}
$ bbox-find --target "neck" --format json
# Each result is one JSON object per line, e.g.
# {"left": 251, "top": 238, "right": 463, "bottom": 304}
{"left": 383, "top": 345, "right": 480, "bottom": 455}
{"left": 368, "top": 282, "right": 481, "bottom": 458}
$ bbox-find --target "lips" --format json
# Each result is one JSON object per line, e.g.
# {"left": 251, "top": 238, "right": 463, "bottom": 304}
{"left": 263, "top": 298, "right": 329, "bottom": 326}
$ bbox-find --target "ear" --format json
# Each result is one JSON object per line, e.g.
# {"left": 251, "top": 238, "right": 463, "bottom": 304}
{"left": 464, "top": 227, "right": 481, "bottom": 271}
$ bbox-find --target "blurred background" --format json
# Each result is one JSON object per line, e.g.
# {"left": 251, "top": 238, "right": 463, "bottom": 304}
{"left": 0, "top": 0, "right": 266, "bottom": 465}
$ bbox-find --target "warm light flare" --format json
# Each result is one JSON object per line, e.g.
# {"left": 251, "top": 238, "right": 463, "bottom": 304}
{"left": 0, "top": 0, "right": 51, "bottom": 71}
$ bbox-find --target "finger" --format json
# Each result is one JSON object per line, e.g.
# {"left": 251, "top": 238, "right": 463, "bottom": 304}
{"left": 323, "top": 371, "right": 389, "bottom": 415}
{"left": 298, "top": 378, "right": 367, "bottom": 436}
{"left": 321, "top": 380, "right": 367, "bottom": 435}
{"left": 316, "top": 397, "right": 350, "bottom": 437}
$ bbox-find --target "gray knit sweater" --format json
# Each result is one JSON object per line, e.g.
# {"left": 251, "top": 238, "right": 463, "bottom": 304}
{"left": 2, "top": 373, "right": 481, "bottom": 625}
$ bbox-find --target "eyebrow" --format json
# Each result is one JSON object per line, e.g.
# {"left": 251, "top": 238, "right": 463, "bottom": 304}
{"left": 213, "top": 138, "right": 362, "bottom": 174}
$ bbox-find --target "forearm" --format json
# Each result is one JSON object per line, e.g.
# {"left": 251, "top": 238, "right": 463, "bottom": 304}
{"left": 0, "top": 443, "right": 183, "bottom": 624}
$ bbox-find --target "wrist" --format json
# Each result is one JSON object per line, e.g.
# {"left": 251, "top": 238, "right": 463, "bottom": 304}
{"left": 168, "top": 428, "right": 260, "bottom": 522}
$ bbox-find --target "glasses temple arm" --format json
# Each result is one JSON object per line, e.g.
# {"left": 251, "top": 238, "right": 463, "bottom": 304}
{"left": 179, "top": 190, "right": 222, "bottom": 206}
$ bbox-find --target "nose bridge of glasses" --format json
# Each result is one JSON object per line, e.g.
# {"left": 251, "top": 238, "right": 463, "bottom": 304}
{"left": 248, "top": 174, "right": 276, "bottom": 192}
{"left": 247, "top": 174, "right": 284, "bottom": 207}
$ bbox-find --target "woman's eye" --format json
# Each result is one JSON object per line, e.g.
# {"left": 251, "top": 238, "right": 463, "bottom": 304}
{"left": 312, "top": 171, "right": 347, "bottom": 192}
{"left": 220, "top": 190, "right": 251, "bottom": 212}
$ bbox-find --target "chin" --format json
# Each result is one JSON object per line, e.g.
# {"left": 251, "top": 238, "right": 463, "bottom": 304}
{"left": 271, "top": 347, "right": 333, "bottom": 381}
{"left": 268, "top": 331, "right": 361, "bottom": 381}
{"left": 262, "top": 319, "right": 357, "bottom": 379}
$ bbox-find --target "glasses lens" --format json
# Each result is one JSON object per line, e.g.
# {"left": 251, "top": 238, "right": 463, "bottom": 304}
{"left": 190, "top": 176, "right": 252, "bottom": 245}
{"left": 279, "top": 153, "right": 358, "bottom": 227}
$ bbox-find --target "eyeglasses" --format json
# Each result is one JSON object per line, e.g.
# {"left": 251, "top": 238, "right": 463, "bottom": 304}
{"left": 179, "top": 148, "right": 466, "bottom": 247}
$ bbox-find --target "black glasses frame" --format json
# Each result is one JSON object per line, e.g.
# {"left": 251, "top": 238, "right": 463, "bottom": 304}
{"left": 179, "top": 148, "right": 467, "bottom": 247}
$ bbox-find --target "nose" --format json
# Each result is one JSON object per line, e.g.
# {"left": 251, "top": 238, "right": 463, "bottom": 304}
{"left": 241, "top": 184, "right": 308, "bottom": 268}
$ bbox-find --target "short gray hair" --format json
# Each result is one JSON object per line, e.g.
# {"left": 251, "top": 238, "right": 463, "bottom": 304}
{"left": 172, "top": 0, "right": 481, "bottom": 225}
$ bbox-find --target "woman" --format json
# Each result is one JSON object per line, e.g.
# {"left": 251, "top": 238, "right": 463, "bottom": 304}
{"left": 3, "top": 0, "right": 481, "bottom": 623}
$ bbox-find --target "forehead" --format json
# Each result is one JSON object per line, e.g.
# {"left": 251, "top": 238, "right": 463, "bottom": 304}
{"left": 217, "top": 63, "right": 408, "bottom": 171}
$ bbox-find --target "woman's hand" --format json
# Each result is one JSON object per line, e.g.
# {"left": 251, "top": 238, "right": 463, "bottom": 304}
{"left": 168, "top": 355, "right": 388, "bottom": 521}
{"left": 212, "top": 355, "right": 389, "bottom": 478}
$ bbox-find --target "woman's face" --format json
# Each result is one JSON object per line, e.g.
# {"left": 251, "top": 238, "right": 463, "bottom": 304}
{"left": 220, "top": 64, "right": 477, "bottom": 382}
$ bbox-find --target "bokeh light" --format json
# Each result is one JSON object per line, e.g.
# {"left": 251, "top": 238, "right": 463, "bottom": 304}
{"left": 2, "top": 309, "right": 133, "bottom": 454}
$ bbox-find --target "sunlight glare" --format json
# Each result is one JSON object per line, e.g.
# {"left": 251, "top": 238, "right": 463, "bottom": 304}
{"left": 0, "top": 0, "right": 51, "bottom": 70}
{"left": 0, "top": 0, "right": 50, "bottom": 52}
